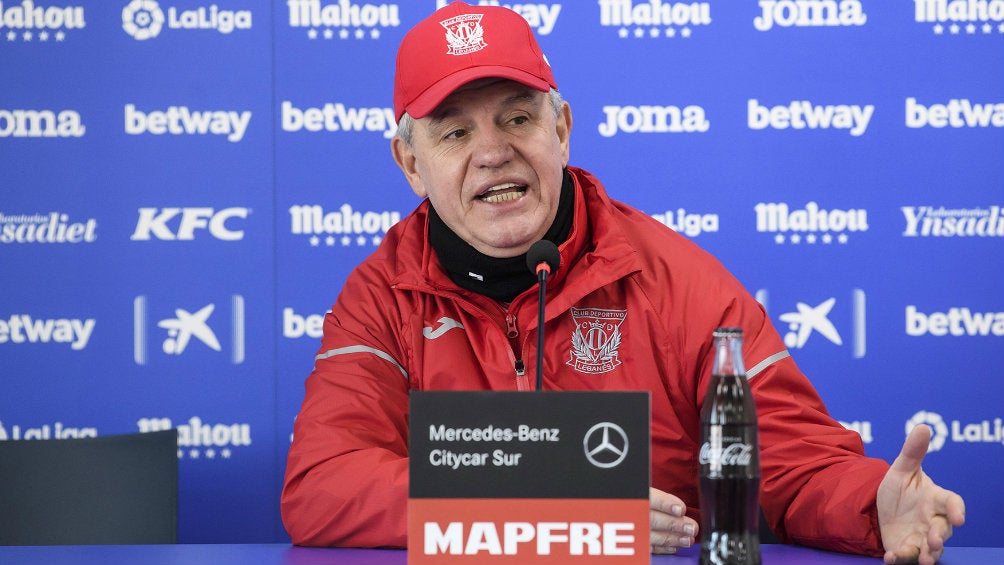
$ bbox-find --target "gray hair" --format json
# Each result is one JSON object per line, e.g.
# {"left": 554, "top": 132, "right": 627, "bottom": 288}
{"left": 394, "top": 88, "right": 564, "bottom": 147}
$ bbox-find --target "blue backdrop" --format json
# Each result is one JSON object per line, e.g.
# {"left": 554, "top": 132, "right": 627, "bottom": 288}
{"left": 2, "top": 0, "right": 1002, "bottom": 547}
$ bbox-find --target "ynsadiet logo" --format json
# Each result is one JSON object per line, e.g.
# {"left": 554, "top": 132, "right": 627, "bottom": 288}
{"left": 122, "top": 0, "right": 251, "bottom": 40}
{"left": 1, "top": 1, "right": 86, "bottom": 42}
{"left": 133, "top": 295, "right": 245, "bottom": 365}
{"left": 599, "top": 0, "right": 711, "bottom": 38}
{"left": 289, "top": 203, "right": 400, "bottom": 248}
{"left": 902, "top": 205, "right": 1004, "bottom": 237}
{"left": 756, "top": 289, "right": 866, "bottom": 358}
{"left": 756, "top": 201, "right": 868, "bottom": 244}
{"left": 568, "top": 307, "right": 626, "bottom": 375}
{"left": 1, "top": 211, "right": 97, "bottom": 243}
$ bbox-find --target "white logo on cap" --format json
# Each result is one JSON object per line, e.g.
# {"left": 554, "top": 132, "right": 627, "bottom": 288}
{"left": 441, "top": 13, "right": 486, "bottom": 55}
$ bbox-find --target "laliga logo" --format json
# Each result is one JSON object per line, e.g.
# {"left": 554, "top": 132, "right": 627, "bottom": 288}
{"left": 906, "top": 411, "right": 949, "bottom": 453}
{"left": 583, "top": 422, "right": 628, "bottom": 469}
{"left": 122, "top": 0, "right": 164, "bottom": 40}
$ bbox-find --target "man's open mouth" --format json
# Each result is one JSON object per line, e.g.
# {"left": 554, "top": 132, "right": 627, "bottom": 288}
{"left": 477, "top": 183, "right": 527, "bottom": 203}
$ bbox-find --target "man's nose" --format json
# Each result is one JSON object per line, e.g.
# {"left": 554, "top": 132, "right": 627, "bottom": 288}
{"left": 470, "top": 128, "right": 514, "bottom": 169}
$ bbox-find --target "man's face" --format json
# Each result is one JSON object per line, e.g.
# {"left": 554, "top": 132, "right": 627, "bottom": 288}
{"left": 392, "top": 79, "right": 572, "bottom": 258}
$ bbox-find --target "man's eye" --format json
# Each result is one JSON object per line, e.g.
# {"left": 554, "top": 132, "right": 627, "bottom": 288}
{"left": 510, "top": 115, "right": 529, "bottom": 125}
{"left": 444, "top": 129, "right": 467, "bottom": 140}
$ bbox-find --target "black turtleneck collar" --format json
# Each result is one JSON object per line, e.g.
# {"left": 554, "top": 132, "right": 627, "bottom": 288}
{"left": 428, "top": 169, "right": 575, "bottom": 303}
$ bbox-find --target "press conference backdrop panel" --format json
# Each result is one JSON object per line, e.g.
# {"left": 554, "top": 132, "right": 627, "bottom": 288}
{"left": 1, "top": 0, "right": 1001, "bottom": 546}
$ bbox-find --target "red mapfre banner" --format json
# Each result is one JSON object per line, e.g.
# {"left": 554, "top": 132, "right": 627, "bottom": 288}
{"left": 408, "top": 498, "right": 648, "bottom": 564}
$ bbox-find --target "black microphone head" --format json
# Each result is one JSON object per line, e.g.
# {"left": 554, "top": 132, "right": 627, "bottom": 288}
{"left": 526, "top": 240, "right": 560, "bottom": 276}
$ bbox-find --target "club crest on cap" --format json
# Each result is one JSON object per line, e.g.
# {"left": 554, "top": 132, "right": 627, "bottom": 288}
{"left": 441, "top": 13, "right": 486, "bottom": 56}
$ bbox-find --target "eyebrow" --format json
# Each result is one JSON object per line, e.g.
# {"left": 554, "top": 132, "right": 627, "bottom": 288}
{"left": 427, "top": 88, "right": 541, "bottom": 126}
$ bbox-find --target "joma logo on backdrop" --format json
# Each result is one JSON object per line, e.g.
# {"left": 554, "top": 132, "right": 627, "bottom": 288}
{"left": 1, "top": 212, "right": 97, "bottom": 244}
{"left": 131, "top": 207, "right": 249, "bottom": 241}
{"left": 914, "top": 0, "right": 1004, "bottom": 34}
{"left": 133, "top": 295, "right": 245, "bottom": 365}
{"left": 753, "top": 0, "right": 867, "bottom": 31}
{"left": 756, "top": 289, "right": 867, "bottom": 359}
{"left": 287, "top": 0, "right": 400, "bottom": 39}
{"left": 906, "top": 411, "right": 1004, "bottom": 452}
{"left": 281, "top": 101, "right": 396, "bottom": 139}
{"left": 598, "top": 104, "right": 709, "bottom": 136}
{"left": 0, "top": 0, "right": 86, "bottom": 42}
{"left": 756, "top": 202, "right": 869, "bottom": 244}
{"left": 121, "top": 0, "right": 251, "bottom": 40}
{"left": 901, "top": 206, "right": 1004, "bottom": 237}
{"left": 598, "top": 0, "right": 711, "bottom": 38}
{"left": 289, "top": 204, "right": 401, "bottom": 248}
{"left": 0, "top": 108, "right": 85, "bottom": 138}
{"left": 138, "top": 417, "right": 252, "bottom": 460}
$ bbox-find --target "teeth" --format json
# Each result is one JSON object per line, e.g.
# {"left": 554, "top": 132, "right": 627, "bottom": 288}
{"left": 480, "top": 183, "right": 525, "bottom": 203}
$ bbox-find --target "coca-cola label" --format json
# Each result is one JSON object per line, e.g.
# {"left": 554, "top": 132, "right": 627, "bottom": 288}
{"left": 699, "top": 442, "right": 754, "bottom": 466}
{"left": 700, "top": 424, "right": 758, "bottom": 475}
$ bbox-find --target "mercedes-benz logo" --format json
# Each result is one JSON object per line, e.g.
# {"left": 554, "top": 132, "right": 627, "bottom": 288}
{"left": 583, "top": 422, "right": 629, "bottom": 469}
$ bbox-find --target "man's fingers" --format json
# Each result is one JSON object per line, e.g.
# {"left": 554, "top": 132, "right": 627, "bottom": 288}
{"left": 891, "top": 425, "right": 932, "bottom": 474}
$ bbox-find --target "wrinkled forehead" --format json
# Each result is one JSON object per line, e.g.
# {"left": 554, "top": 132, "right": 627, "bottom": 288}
{"left": 428, "top": 79, "right": 545, "bottom": 120}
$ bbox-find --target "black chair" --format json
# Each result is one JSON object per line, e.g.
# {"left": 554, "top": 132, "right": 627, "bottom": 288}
{"left": 0, "top": 429, "right": 178, "bottom": 545}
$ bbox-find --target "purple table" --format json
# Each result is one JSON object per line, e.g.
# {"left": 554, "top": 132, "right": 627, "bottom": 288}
{"left": 0, "top": 544, "right": 1000, "bottom": 564}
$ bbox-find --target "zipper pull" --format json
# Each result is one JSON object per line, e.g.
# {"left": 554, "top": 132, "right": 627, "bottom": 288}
{"left": 514, "top": 359, "right": 525, "bottom": 376}
{"left": 505, "top": 313, "right": 518, "bottom": 339}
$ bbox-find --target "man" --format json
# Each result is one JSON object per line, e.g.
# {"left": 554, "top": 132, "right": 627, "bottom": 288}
{"left": 281, "top": 3, "right": 965, "bottom": 563}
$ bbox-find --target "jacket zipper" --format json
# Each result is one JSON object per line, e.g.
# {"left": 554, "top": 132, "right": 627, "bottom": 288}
{"left": 505, "top": 312, "right": 531, "bottom": 389}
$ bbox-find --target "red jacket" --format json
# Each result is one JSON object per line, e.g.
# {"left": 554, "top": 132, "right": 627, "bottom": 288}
{"left": 281, "top": 166, "right": 889, "bottom": 555}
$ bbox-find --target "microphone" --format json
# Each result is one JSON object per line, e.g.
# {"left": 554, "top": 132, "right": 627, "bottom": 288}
{"left": 526, "top": 240, "right": 560, "bottom": 391}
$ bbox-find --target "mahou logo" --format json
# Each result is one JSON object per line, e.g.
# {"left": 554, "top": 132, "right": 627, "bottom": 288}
{"left": 122, "top": 0, "right": 252, "bottom": 40}
{"left": 0, "top": 1, "right": 86, "bottom": 42}
{"left": 289, "top": 203, "right": 400, "bottom": 248}
{"left": 286, "top": 0, "right": 400, "bottom": 40}
{"left": 598, "top": 0, "right": 711, "bottom": 38}
{"left": 914, "top": 0, "right": 1004, "bottom": 35}
{"left": 138, "top": 416, "right": 252, "bottom": 460}
{"left": 755, "top": 201, "right": 869, "bottom": 244}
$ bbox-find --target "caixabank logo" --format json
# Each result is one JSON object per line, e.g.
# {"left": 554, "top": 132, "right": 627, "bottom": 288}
{"left": 133, "top": 295, "right": 245, "bottom": 365}
{"left": 289, "top": 203, "right": 401, "bottom": 248}
{"left": 121, "top": 0, "right": 252, "bottom": 40}
{"left": 0, "top": 1, "right": 86, "bottom": 42}
{"left": 599, "top": 0, "right": 710, "bottom": 39}
{"left": 756, "top": 288, "right": 867, "bottom": 359}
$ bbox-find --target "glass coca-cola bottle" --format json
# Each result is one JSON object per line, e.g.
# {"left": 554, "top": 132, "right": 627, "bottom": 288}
{"left": 698, "top": 327, "right": 761, "bottom": 565}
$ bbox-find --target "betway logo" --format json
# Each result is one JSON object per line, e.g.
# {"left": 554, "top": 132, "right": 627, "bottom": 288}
{"left": 281, "top": 101, "right": 396, "bottom": 139}
{"left": 754, "top": 0, "right": 866, "bottom": 31}
{"left": 131, "top": 207, "right": 249, "bottom": 241}
{"left": 598, "top": 105, "right": 709, "bottom": 137}
{"left": 906, "top": 98, "right": 1004, "bottom": 128}
{"left": 748, "top": 99, "right": 874, "bottom": 136}
{"left": 283, "top": 307, "right": 324, "bottom": 339}
{"left": 124, "top": 104, "right": 251, "bottom": 142}
{"left": 906, "top": 306, "right": 1004, "bottom": 336}
{"left": 902, "top": 206, "right": 1004, "bottom": 237}
{"left": 0, "top": 1, "right": 86, "bottom": 37}
{"left": 651, "top": 208, "right": 719, "bottom": 237}
{"left": 0, "top": 314, "right": 95, "bottom": 350}
{"left": 0, "top": 108, "right": 85, "bottom": 138}
{"left": 1, "top": 212, "right": 97, "bottom": 244}
{"left": 437, "top": 1, "right": 561, "bottom": 35}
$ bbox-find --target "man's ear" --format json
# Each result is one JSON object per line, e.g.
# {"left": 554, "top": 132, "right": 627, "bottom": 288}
{"left": 556, "top": 101, "right": 572, "bottom": 166}
{"left": 391, "top": 136, "right": 427, "bottom": 198}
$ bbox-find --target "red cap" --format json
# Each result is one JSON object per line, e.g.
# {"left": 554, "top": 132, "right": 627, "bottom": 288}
{"left": 393, "top": 1, "right": 557, "bottom": 122}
